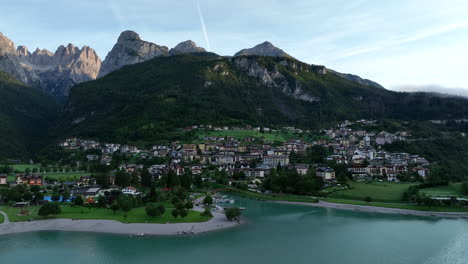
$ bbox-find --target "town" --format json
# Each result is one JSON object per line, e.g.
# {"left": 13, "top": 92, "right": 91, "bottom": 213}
{"left": 1, "top": 120, "right": 432, "bottom": 198}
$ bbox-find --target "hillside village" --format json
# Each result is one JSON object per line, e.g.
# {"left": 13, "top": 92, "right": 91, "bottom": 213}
{"left": 0, "top": 120, "right": 434, "bottom": 198}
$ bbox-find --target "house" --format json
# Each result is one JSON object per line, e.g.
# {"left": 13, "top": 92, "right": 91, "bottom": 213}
{"left": 241, "top": 168, "right": 268, "bottom": 179}
{"left": 262, "top": 155, "right": 290, "bottom": 167}
{"left": 78, "top": 175, "right": 94, "bottom": 186}
{"left": 295, "top": 164, "right": 309, "bottom": 175}
{"left": 122, "top": 186, "right": 138, "bottom": 195}
{"left": 71, "top": 187, "right": 101, "bottom": 197}
{"left": 0, "top": 174, "right": 7, "bottom": 185}
{"left": 190, "top": 165, "right": 203, "bottom": 175}
{"left": 316, "top": 167, "right": 336, "bottom": 181}
{"left": 15, "top": 174, "right": 43, "bottom": 186}
{"left": 412, "top": 167, "right": 430, "bottom": 178}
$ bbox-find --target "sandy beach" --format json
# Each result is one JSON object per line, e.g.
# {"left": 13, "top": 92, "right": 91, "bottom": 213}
{"left": 274, "top": 200, "right": 468, "bottom": 218}
{"left": 0, "top": 206, "right": 244, "bottom": 236}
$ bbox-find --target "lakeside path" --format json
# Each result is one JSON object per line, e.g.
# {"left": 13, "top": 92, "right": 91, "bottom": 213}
{"left": 0, "top": 206, "right": 244, "bottom": 236}
{"left": 274, "top": 200, "right": 468, "bottom": 219}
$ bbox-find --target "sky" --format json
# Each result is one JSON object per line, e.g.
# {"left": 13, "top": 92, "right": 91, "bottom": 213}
{"left": 1, "top": 0, "right": 468, "bottom": 94}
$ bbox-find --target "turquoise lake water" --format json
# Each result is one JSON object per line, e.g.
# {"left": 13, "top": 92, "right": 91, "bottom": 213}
{"left": 1, "top": 197, "right": 468, "bottom": 264}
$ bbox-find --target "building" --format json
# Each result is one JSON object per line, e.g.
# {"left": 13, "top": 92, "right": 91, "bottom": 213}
{"left": 122, "top": 186, "right": 138, "bottom": 195}
{"left": 316, "top": 167, "right": 336, "bottom": 181}
{"left": 262, "top": 155, "right": 290, "bottom": 167}
{"left": 15, "top": 174, "right": 43, "bottom": 186}
{"left": 295, "top": 164, "right": 310, "bottom": 175}
{"left": 0, "top": 174, "right": 7, "bottom": 185}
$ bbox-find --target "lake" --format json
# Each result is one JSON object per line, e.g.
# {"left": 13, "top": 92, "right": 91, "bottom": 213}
{"left": 1, "top": 196, "right": 467, "bottom": 264}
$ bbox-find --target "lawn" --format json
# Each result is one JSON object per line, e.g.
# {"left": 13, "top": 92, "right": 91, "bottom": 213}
{"left": 195, "top": 130, "right": 295, "bottom": 142}
{"left": 225, "top": 188, "right": 318, "bottom": 203}
{"left": 1, "top": 164, "right": 40, "bottom": 173}
{"left": 419, "top": 183, "right": 468, "bottom": 198}
{"left": 322, "top": 198, "right": 468, "bottom": 212}
{"left": 327, "top": 181, "right": 416, "bottom": 203}
{"left": 42, "top": 172, "right": 90, "bottom": 180}
{"left": 0, "top": 204, "right": 212, "bottom": 223}
{"left": 0, "top": 212, "right": 4, "bottom": 224}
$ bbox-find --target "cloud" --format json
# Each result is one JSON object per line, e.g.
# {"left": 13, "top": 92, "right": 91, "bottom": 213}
{"left": 393, "top": 84, "right": 468, "bottom": 98}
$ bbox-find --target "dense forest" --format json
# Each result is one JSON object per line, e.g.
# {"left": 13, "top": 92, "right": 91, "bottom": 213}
{"left": 0, "top": 71, "right": 57, "bottom": 159}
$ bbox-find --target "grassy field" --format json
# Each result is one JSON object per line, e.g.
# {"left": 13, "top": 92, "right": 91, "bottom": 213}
{"left": 42, "top": 172, "right": 90, "bottom": 179}
{"left": 322, "top": 198, "right": 468, "bottom": 212}
{"left": 0, "top": 204, "right": 212, "bottom": 223}
{"left": 1, "top": 164, "right": 40, "bottom": 172}
{"left": 419, "top": 183, "right": 468, "bottom": 198}
{"left": 195, "top": 130, "right": 294, "bottom": 142}
{"left": 225, "top": 188, "right": 318, "bottom": 203}
{"left": 6, "top": 172, "right": 90, "bottom": 182}
{"left": 327, "top": 181, "right": 416, "bottom": 203}
{"left": 0, "top": 211, "right": 4, "bottom": 224}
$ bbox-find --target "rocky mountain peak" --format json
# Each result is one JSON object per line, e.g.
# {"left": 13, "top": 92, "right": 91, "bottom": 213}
{"left": 117, "top": 30, "right": 141, "bottom": 42}
{"left": 98, "top": 30, "right": 169, "bottom": 77}
{"left": 234, "top": 41, "right": 292, "bottom": 58}
{"left": 169, "top": 40, "right": 206, "bottom": 55}
{"left": 16, "top": 45, "right": 30, "bottom": 57}
{"left": 0, "top": 32, "right": 102, "bottom": 96}
{"left": 0, "top": 32, "right": 16, "bottom": 55}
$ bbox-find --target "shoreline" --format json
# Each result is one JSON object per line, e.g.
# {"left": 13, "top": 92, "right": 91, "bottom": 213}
{"left": 274, "top": 200, "right": 468, "bottom": 219}
{"left": 0, "top": 207, "right": 245, "bottom": 236}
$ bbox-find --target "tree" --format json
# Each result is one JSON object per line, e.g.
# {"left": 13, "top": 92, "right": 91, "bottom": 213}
{"left": 158, "top": 204, "right": 166, "bottom": 214}
{"left": 38, "top": 202, "right": 61, "bottom": 217}
{"left": 171, "top": 209, "right": 180, "bottom": 219}
{"left": 225, "top": 207, "right": 241, "bottom": 221}
{"left": 200, "top": 208, "right": 213, "bottom": 217}
{"left": 74, "top": 195, "right": 84, "bottom": 206}
{"left": 34, "top": 192, "right": 44, "bottom": 202}
{"left": 97, "top": 195, "right": 107, "bottom": 208}
{"left": 22, "top": 192, "right": 33, "bottom": 201}
{"left": 115, "top": 170, "right": 130, "bottom": 187}
{"left": 179, "top": 209, "right": 188, "bottom": 218}
{"left": 51, "top": 192, "right": 61, "bottom": 202}
{"left": 148, "top": 186, "right": 160, "bottom": 202}
{"left": 140, "top": 167, "right": 152, "bottom": 188}
{"left": 110, "top": 202, "right": 119, "bottom": 214}
{"left": 185, "top": 201, "right": 193, "bottom": 209}
{"left": 145, "top": 203, "right": 162, "bottom": 218}
{"left": 194, "top": 174, "right": 203, "bottom": 188}
{"left": 62, "top": 190, "right": 70, "bottom": 202}
{"left": 30, "top": 185, "right": 41, "bottom": 194}
{"left": 117, "top": 195, "right": 134, "bottom": 219}
{"left": 203, "top": 195, "right": 213, "bottom": 205}
{"left": 181, "top": 170, "right": 193, "bottom": 190}
{"left": 364, "top": 196, "right": 372, "bottom": 203}
{"left": 461, "top": 182, "right": 468, "bottom": 195}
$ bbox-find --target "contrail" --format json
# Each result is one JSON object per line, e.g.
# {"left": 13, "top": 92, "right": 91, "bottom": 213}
{"left": 196, "top": 0, "right": 211, "bottom": 51}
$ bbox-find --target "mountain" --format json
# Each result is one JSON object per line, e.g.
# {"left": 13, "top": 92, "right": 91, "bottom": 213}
{"left": 0, "top": 70, "right": 58, "bottom": 159}
{"left": 331, "top": 70, "right": 384, "bottom": 89}
{"left": 169, "top": 40, "right": 206, "bottom": 55}
{"left": 57, "top": 53, "right": 468, "bottom": 144}
{"left": 98, "top": 30, "right": 169, "bottom": 77}
{"left": 0, "top": 32, "right": 101, "bottom": 97}
{"left": 234, "top": 41, "right": 292, "bottom": 58}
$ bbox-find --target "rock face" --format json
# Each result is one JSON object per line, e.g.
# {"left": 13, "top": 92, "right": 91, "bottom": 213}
{"left": 98, "top": 30, "right": 168, "bottom": 77}
{"left": 169, "top": 40, "right": 206, "bottom": 55}
{"left": 233, "top": 57, "right": 320, "bottom": 102}
{"left": 234, "top": 41, "right": 292, "bottom": 58}
{"left": 0, "top": 32, "right": 101, "bottom": 96}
